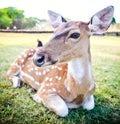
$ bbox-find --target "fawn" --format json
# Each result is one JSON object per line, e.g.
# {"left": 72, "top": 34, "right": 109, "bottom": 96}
{"left": 7, "top": 6, "right": 114, "bottom": 117}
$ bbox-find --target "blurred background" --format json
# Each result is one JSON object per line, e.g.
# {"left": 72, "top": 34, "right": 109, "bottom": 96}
{"left": 0, "top": 0, "right": 119, "bottom": 31}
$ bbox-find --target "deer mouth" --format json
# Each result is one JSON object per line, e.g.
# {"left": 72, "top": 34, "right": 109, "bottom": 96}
{"left": 33, "top": 53, "right": 58, "bottom": 67}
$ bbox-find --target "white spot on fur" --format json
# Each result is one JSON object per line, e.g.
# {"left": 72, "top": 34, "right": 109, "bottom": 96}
{"left": 28, "top": 53, "right": 32, "bottom": 56}
{"left": 30, "top": 68, "right": 33, "bottom": 71}
{"left": 35, "top": 67, "right": 38, "bottom": 71}
{"left": 20, "top": 59, "right": 24, "bottom": 63}
{"left": 27, "top": 65, "right": 30, "bottom": 68}
{"left": 24, "top": 54, "right": 27, "bottom": 57}
{"left": 38, "top": 72, "right": 41, "bottom": 76}
{"left": 31, "top": 49, "right": 34, "bottom": 51}
{"left": 52, "top": 88, "right": 56, "bottom": 92}
{"left": 49, "top": 78, "right": 53, "bottom": 82}
{"left": 28, "top": 69, "right": 31, "bottom": 72}
{"left": 45, "top": 77, "right": 49, "bottom": 81}
{"left": 51, "top": 66, "right": 55, "bottom": 69}
{"left": 55, "top": 76, "right": 58, "bottom": 79}
{"left": 57, "top": 67, "right": 62, "bottom": 71}
{"left": 55, "top": 76, "right": 62, "bottom": 81}
{"left": 43, "top": 70, "right": 46, "bottom": 75}
{"left": 28, "top": 57, "right": 32, "bottom": 60}
{"left": 54, "top": 65, "right": 58, "bottom": 68}
{"left": 46, "top": 83, "right": 49, "bottom": 86}
{"left": 48, "top": 89, "right": 52, "bottom": 92}
{"left": 58, "top": 77, "right": 62, "bottom": 81}
{"left": 42, "top": 89, "right": 46, "bottom": 92}
{"left": 36, "top": 71, "right": 39, "bottom": 75}
{"left": 46, "top": 69, "right": 50, "bottom": 72}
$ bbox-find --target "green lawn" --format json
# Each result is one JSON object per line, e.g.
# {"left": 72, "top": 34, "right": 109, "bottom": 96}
{"left": 0, "top": 33, "right": 120, "bottom": 124}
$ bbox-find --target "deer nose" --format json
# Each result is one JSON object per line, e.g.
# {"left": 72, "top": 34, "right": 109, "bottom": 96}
{"left": 33, "top": 54, "right": 45, "bottom": 67}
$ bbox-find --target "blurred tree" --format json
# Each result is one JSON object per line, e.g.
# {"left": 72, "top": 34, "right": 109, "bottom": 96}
{"left": 0, "top": 15, "right": 12, "bottom": 29}
{"left": 0, "top": 7, "right": 44, "bottom": 29}
{"left": 12, "top": 19, "right": 22, "bottom": 29}
{"left": 21, "top": 17, "right": 40, "bottom": 29}
{"left": 7, "top": 7, "right": 24, "bottom": 20}
{"left": 0, "top": 7, "right": 24, "bottom": 29}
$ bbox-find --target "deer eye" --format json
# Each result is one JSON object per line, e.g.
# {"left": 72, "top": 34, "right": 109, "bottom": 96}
{"left": 69, "top": 32, "right": 80, "bottom": 39}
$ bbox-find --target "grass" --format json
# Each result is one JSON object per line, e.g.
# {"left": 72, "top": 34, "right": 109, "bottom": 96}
{"left": 0, "top": 32, "right": 120, "bottom": 124}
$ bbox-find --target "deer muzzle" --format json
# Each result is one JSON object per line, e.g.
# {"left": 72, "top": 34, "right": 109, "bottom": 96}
{"left": 33, "top": 52, "right": 58, "bottom": 67}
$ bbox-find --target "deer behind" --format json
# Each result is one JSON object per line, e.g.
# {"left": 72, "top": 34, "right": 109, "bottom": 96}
{"left": 7, "top": 6, "right": 114, "bottom": 117}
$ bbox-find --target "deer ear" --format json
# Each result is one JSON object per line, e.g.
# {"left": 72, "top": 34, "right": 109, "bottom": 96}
{"left": 48, "top": 10, "right": 67, "bottom": 28}
{"left": 88, "top": 6, "right": 114, "bottom": 34}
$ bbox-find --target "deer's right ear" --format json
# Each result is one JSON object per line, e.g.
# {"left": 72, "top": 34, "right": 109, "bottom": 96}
{"left": 48, "top": 10, "right": 67, "bottom": 28}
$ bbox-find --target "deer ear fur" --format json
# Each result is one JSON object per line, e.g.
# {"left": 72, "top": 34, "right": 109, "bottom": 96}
{"left": 48, "top": 10, "right": 67, "bottom": 28}
{"left": 88, "top": 6, "right": 114, "bottom": 34}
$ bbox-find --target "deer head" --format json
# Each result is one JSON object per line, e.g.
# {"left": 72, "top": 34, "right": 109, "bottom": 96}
{"left": 33, "top": 6, "right": 114, "bottom": 67}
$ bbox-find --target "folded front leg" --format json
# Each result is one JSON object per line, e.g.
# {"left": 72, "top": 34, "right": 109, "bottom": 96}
{"left": 38, "top": 93, "right": 68, "bottom": 117}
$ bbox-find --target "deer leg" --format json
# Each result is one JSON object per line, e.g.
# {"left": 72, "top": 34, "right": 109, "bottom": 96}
{"left": 7, "top": 66, "right": 21, "bottom": 88}
{"left": 43, "top": 94, "right": 68, "bottom": 117}
{"left": 12, "top": 76, "right": 21, "bottom": 88}
{"left": 82, "top": 95, "right": 95, "bottom": 110}
{"left": 35, "top": 92, "right": 68, "bottom": 117}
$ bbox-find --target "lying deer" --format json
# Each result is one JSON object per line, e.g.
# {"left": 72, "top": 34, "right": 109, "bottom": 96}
{"left": 7, "top": 6, "right": 114, "bottom": 117}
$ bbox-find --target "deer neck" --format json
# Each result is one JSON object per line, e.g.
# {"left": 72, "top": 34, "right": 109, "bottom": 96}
{"left": 67, "top": 51, "right": 93, "bottom": 87}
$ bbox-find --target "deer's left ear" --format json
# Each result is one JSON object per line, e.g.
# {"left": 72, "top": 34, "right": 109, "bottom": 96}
{"left": 48, "top": 10, "right": 67, "bottom": 28}
{"left": 88, "top": 6, "right": 114, "bottom": 34}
